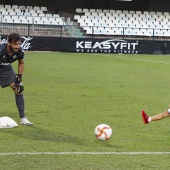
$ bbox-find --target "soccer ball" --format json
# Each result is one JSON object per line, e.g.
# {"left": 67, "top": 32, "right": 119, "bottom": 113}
{"left": 94, "top": 124, "right": 112, "bottom": 141}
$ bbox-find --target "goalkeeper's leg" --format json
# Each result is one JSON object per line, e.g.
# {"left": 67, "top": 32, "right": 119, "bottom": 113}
{"left": 10, "top": 83, "right": 33, "bottom": 125}
{"left": 10, "top": 82, "right": 25, "bottom": 118}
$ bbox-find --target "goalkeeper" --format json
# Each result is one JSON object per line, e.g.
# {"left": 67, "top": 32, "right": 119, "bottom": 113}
{"left": 0, "top": 33, "right": 33, "bottom": 125}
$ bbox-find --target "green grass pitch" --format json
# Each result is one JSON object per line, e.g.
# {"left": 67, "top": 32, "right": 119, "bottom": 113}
{"left": 0, "top": 52, "right": 170, "bottom": 169}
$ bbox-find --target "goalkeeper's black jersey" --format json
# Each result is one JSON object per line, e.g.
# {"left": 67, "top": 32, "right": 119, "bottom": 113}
{"left": 0, "top": 43, "right": 24, "bottom": 66}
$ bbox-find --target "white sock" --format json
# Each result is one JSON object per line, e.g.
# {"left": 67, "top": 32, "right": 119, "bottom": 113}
{"left": 148, "top": 117, "right": 152, "bottom": 122}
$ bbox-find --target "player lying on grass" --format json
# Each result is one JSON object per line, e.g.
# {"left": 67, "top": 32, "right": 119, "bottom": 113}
{"left": 0, "top": 33, "right": 33, "bottom": 125}
{"left": 141, "top": 109, "right": 170, "bottom": 124}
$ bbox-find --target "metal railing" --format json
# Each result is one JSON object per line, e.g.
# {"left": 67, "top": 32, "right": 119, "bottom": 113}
{"left": 0, "top": 22, "right": 170, "bottom": 41}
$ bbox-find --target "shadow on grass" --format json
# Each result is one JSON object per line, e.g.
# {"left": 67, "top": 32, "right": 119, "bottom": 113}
{"left": 1, "top": 126, "right": 88, "bottom": 146}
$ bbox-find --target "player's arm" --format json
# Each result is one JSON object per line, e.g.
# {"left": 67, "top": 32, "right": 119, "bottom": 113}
{"left": 18, "top": 59, "right": 24, "bottom": 75}
{"left": 13, "top": 59, "right": 25, "bottom": 93}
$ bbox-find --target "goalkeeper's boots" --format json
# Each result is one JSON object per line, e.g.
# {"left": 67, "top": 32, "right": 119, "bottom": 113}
{"left": 141, "top": 110, "right": 149, "bottom": 124}
{"left": 20, "top": 118, "right": 33, "bottom": 126}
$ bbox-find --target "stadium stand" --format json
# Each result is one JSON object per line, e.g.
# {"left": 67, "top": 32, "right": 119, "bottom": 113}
{"left": 74, "top": 8, "right": 170, "bottom": 38}
{"left": 0, "top": 4, "right": 64, "bottom": 25}
{"left": 0, "top": 4, "right": 71, "bottom": 37}
{"left": 0, "top": 3, "right": 169, "bottom": 39}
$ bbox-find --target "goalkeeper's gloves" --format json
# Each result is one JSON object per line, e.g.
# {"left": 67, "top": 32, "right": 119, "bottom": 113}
{"left": 13, "top": 74, "right": 24, "bottom": 93}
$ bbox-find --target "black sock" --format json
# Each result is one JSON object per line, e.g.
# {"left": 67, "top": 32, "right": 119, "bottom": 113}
{"left": 15, "top": 94, "right": 25, "bottom": 118}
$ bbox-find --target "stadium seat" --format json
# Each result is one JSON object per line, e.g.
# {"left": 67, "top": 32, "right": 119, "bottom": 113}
{"left": 81, "top": 15, "right": 87, "bottom": 20}
{"left": 103, "top": 9, "right": 110, "bottom": 13}
{"left": 161, "top": 22, "right": 168, "bottom": 29}
{"left": 84, "top": 12, "right": 91, "bottom": 16}
{"left": 74, "top": 15, "right": 80, "bottom": 20}
{"left": 116, "top": 10, "right": 122, "bottom": 14}
{"left": 87, "top": 15, "right": 95, "bottom": 20}
{"left": 143, "top": 11, "right": 149, "bottom": 15}
{"left": 2, "top": 11, "right": 8, "bottom": 15}
{"left": 37, "top": 10, "right": 43, "bottom": 14}
{"left": 26, "top": 6, "right": 33, "bottom": 10}
{"left": 126, "top": 14, "right": 132, "bottom": 18}
{"left": 76, "top": 8, "right": 83, "bottom": 13}
{"left": 24, "top": 12, "right": 31, "bottom": 16}
{"left": 19, "top": 6, "right": 25, "bottom": 10}
{"left": 96, "top": 9, "right": 102, "bottom": 13}
{"left": 106, "top": 27, "right": 113, "bottom": 35}
{"left": 150, "top": 11, "right": 156, "bottom": 15}
{"left": 5, "top": 5, "right": 11, "bottom": 9}
{"left": 164, "top": 12, "right": 169, "bottom": 16}
{"left": 0, "top": 8, "right": 6, "bottom": 12}
{"left": 90, "top": 9, "right": 96, "bottom": 13}
{"left": 53, "top": 14, "right": 60, "bottom": 17}
{"left": 13, "top": 19, "right": 21, "bottom": 24}
{"left": 48, "top": 17, "right": 56, "bottom": 22}
{"left": 27, "top": 16, "right": 33, "bottom": 23}
{"left": 2, "top": 16, "right": 13, "bottom": 23}
{"left": 43, "top": 20, "right": 51, "bottom": 25}
{"left": 17, "top": 12, "right": 23, "bottom": 16}
{"left": 46, "top": 14, "right": 52, "bottom": 17}
{"left": 9, "top": 11, "right": 16, "bottom": 15}
{"left": 14, "top": 8, "right": 21, "bottom": 13}
{"left": 39, "top": 13, "right": 45, "bottom": 17}
{"left": 41, "top": 17, "right": 48, "bottom": 22}
{"left": 105, "top": 13, "right": 112, "bottom": 17}
{"left": 7, "top": 8, "right": 14, "bottom": 13}
{"left": 31, "top": 13, "right": 38, "bottom": 17}
{"left": 91, "top": 12, "right": 98, "bottom": 16}
{"left": 119, "top": 13, "right": 126, "bottom": 17}
{"left": 56, "top": 18, "right": 63, "bottom": 24}
{"left": 82, "top": 8, "right": 89, "bottom": 13}
{"left": 98, "top": 13, "right": 105, "bottom": 17}
{"left": 101, "top": 16, "right": 108, "bottom": 20}
{"left": 85, "top": 19, "right": 94, "bottom": 26}
{"left": 123, "top": 10, "right": 129, "bottom": 14}
{"left": 12, "top": 5, "right": 18, "bottom": 9}
{"left": 19, "top": 16, "right": 26, "bottom": 21}
{"left": 34, "top": 6, "right": 40, "bottom": 10}
{"left": 22, "top": 19, "right": 30, "bottom": 24}
{"left": 35, "top": 20, "right": 44, "bottom": 25}
{"left": 41, "top": 6, "right": 48, "bottom": 12}
{"left": 78, "top": 18, "right": 86, "bottom": 27}
{"left": 11, "top": 15, "right": 19, "bottom": 20}
{"left": 157, "top": 12, "right": 162, "bottom": 15}
{"left": 86, "top": 27, "right": 92, "bottom": 34}
{"left": 136, "top": 11, "right": 142, "bottom": 15}
{"left": 109, "top": 9, "right": 115, "bottom": 13}
{"left": 129, "top": 11, "right": 135, "bottom": 14}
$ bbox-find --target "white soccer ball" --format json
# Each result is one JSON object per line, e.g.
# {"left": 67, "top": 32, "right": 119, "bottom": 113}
{"left": 94, "top": 124, "right": 112, "bottom": 141}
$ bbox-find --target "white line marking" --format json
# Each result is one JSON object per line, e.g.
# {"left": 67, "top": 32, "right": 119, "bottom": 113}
{"left": 114, "top": 56, "right": 166, "bottom": 64}
{"left": 93, "top": 54, "right": 170, "bottom": 64}
{"left": 0, "top": 152, "right": 170, "bottom": 156}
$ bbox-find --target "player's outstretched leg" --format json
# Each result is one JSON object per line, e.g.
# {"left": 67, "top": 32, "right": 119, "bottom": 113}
{"left": 141, "top": 109, "right": 170, "bottom": 124}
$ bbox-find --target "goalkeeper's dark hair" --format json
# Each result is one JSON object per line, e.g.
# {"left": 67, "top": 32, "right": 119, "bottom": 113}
{"left": 7, "top": 33, "right": 22, "bottom": 43}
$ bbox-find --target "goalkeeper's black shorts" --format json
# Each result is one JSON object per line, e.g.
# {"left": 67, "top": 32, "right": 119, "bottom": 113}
{"left": 0, "top": 65, "right": 16, "bottom": 88}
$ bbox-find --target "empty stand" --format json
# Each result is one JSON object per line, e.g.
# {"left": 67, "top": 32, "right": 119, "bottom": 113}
{"left": 0, "top": 4, "right": 65, "bottom": 26}
{"left": 74, "top": 8, "right": 170, "bottom": 37}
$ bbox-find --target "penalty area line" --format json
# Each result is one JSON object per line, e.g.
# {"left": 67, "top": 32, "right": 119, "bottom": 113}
{"left": 0, "top": 152, "right": 170, "bottom": 156}
{"left": 93, "top": 54, "right": 170, "bottom": 64}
